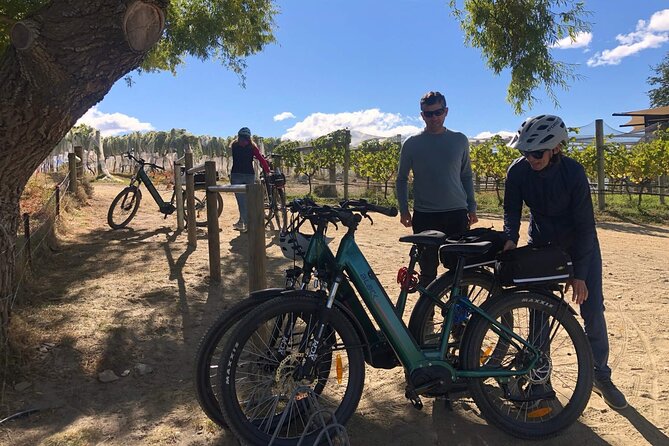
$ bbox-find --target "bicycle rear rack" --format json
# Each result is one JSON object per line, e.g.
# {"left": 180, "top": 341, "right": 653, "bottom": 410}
{"left": 268, "top": 386, "right": 351, "bottom": 446}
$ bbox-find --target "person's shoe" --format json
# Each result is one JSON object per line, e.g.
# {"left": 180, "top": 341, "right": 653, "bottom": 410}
{"left": 232, "top": 221, "right": 245, "bottom": 231}
{"left": 593, "top": 378, "right": 628, "bottom": 410}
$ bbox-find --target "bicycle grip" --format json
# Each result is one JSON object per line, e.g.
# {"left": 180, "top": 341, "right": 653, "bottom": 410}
{"left": 367, "top": 203, "right": 398, "bottom": 217}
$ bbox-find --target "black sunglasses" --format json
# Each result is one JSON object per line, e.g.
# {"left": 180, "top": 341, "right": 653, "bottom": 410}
{"left": 422, "top": 108, "right": 446, "bottom": 118}
{"left": 521, "top": 149, "right": 549, "bottom": 159}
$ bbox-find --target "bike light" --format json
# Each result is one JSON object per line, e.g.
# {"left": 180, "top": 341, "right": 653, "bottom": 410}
{"left": 480, "top": 346, "right": 492, "bottom": 366}
{"left": 336, "top": 353, "right": 343, "bottom": 384}
{"left": 528, "top": 407, "right": 552, "bottom": 418}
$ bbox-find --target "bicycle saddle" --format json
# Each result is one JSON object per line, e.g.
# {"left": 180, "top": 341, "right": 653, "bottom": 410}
{"left": 399, "top": 230, "right": 446, "bottom": 246}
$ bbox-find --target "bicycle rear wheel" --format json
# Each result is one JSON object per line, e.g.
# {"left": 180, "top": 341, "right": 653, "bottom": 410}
{"left": 408, "top": 269, "right": 496, "bottom": 354}
{"left": 184, "top": 190, "right": 223, "bottom": 227}
{"left": 276, "top": 187, "right": 288, "bottom": 232}
{"left": 107, "top": 186, "right": 142, "bottom": 229}
{"left": 218, "top": 294, "right": 365, "bottom": 445}
{"left": 462, "top": 291, "right": 592, "bottom": 439}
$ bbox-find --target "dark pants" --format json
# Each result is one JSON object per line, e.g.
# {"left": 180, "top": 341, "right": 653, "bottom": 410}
{"left": 578, "top": 239, "right": 611, "bottom": 381}
{"left": 528, "top": 238, "right": 611, "bottom": 381}
{"left": 412, "top": 209, "right": 469, "bottom": 287}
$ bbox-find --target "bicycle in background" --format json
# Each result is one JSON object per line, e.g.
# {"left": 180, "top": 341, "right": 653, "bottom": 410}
{"left": 107, "top": 151, "right": 223, "bottom": 229}
{"left": 260, "top": 154, "right": 288, "bottom": 232}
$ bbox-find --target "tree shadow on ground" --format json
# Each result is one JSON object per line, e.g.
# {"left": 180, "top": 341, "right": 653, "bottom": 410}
{"left": 597, "top": 219, "right": 669, "bottom": 238}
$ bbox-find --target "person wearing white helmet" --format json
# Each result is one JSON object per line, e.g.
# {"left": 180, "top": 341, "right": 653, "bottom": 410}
{"left": 503, "top": 114, "right": 627, "bottom": 410}
{"left": 396, "top": 91, "right": 478, "bottom": 288}
{"left": 230, "top": 127, "right": 270, "bottom": 232}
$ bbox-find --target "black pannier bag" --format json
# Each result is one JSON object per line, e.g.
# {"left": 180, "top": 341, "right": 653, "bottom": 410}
{"left": 495, "top": 244, "right": 573, "bottom": 286}
{"left": 180, "top": 166, "right": 219, "bottom": 188}
{"left": 270, "top": 172, "right": 286, "bottom": 187}
{"left": 439, "top": 227, "right": 506, "bottom": 270}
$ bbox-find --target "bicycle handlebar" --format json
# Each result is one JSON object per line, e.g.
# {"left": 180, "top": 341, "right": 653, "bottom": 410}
{"left": 125, "top": 151, "right": 163, "bottom": 171}
{"left": 287, "top": 198, "right": 397, "bottom": 228}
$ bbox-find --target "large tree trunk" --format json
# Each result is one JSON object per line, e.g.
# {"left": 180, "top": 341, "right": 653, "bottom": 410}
{"left": 0, "top": 0, "right": 166, "bottom": 347}
{"left": 93, "top": 130, "right": 114, "bottom": 179}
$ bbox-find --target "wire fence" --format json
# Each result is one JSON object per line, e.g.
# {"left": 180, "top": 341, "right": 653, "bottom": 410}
{"left": 9, "top": 175, "right": 71, "bottom": 314}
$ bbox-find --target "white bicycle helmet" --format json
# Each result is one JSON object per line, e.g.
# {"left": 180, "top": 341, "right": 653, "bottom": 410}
{"left": 508, "top": 115, "right": 568, "bottom": 152}
{"left": 279, "top": 231, "right": 312, "bottom": 259}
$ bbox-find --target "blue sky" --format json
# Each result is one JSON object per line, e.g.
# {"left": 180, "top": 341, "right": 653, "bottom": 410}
{"left": 78, "top": 1, "right": 669, "bottom": 142}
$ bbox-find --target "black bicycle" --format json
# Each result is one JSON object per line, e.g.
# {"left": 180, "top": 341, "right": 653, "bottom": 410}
{"left": 107, "top": 151, "right": 223, "bottom": 229}
{"left": 260, "top": 155, "right": 288, "bottom": 231}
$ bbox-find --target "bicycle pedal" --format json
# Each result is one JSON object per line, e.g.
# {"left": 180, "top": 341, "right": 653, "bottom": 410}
{"left": 405, "top": 388, "right": 423, "bottom": 410}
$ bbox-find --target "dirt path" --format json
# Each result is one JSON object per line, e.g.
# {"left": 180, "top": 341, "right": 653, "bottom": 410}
{"left": 3, "top": 183, "right": 669, "bottom": 446}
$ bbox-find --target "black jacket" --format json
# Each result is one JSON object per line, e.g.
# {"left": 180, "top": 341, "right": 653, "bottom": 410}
{"left": 503, "top": 155, "right": 597, "bottom": 280}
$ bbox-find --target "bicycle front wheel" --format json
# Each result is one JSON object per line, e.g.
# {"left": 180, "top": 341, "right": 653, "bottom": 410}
{"left": 107, "top": 186, "right": 142, "bottom": 229}
{"left": 194, "top": 298, "right": 273, "bottom": 428}
{"left": 462, "top": 291, "right": 593, "bottom": 439}
{"left": 218, "top": 294, "right": 365, "bottom": 445}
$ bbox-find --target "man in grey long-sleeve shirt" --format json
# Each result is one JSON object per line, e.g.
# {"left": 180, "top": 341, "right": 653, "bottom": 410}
{"left": 396, "top": 91, "right": 478, "bottom": 286}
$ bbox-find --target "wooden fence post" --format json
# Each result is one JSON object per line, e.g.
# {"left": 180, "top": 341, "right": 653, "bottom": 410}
{"left": 205, "top": 161, "right": 221, "bottom": 283}
{"left": 74, "top": 145, "right": 84, "bottom": 179}
{"left": 246, "top": 183, "right": 266, "bottom": 291}
{"left": 55, "top": 185, "right": 60, "bottom": 216}
{"left": 343, "top": 130, "right": 350, "bottom": 200}
{"left": 185, "top": 150, "right": 197, "bottom": 247}
{"left": 68, "top": 153, "right": 77, "bottom": 193}
{"left": 595, "top": 119, "right": 605, "bottom": 211}
{"left": 174, "top": 162, "right": 184, "bottom": 231}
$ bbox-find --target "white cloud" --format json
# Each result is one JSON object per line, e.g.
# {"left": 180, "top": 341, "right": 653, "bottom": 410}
{"left": 75, "top": 106, "right": 154, "bottom": 136}
{"left": 281, "top": 109, "right": 422, "bottom": 142}
{"left": 471, "top": 130, "right": 515, "bottom": 140}
{"left": 587, "top": 9, "right": 669, "bottom": 67}
{"left": 551, "top": 32, "right": 592, "bottom": 49}
{"left": 648, "top": 8, "right": 669, "bottom": 32}
{"left": 273, "top": 111, "right": 296, "bottom": 122}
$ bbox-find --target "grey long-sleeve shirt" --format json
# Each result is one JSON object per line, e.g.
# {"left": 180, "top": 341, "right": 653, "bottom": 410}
{"left": 395, "top": 129, "right": 476, "bottom": 215}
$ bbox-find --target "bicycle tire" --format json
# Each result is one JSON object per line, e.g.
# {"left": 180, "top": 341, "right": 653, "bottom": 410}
{"left": 183, "top": 191, "right": 223, "bottom": 227}
{"left": 408, "top": 269, "right": 496, "bottom": 354}
{"left": 218, "top": 294, "right": 365, "bottom": 445}
{"left": 271, "top": 188, "right": 282, "bottom": 230}
{"left": 276, "top": 187, "right": 288, "bottom": 232}
{"left": 107, "top": 186, "right": 142, "bottom": 229}
{"left": 194, "top": 297, "right": 271, "bottom": 428}
{"left": 462, "top": 291, "right": 593, "bottom": 439}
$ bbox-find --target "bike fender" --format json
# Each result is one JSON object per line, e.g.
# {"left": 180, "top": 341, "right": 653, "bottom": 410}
{"left": 484, "top": 288, "right": 578, "bottom": 317}
{"left": 248, "top": 287, "right": 286, "bottom": 299}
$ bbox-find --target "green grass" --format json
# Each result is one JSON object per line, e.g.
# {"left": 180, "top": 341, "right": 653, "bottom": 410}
{"left": 595, "top": 193, "right": 669, "bottom": 224}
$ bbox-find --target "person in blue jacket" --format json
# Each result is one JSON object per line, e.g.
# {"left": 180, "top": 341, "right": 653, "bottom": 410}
{"left": 502, "top": 114, "right": 627, "bottom": 410}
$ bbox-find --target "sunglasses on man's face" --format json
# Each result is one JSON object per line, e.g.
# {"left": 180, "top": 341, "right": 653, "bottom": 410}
{"left": 422, "top": 108, "right": 446, "bottom": 118}
{"left": 521, "top": 149, "right": 549, "bottom": 159}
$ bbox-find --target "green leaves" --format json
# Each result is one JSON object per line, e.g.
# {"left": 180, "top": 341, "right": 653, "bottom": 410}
{"left": 648, "top": 52, "right": 669, "bottom": 108}
{"left": 450, "top": 0, "right": 590, "bottom": 113}
{"left": 144, "top": 0, "right": 277, "bottom": 83}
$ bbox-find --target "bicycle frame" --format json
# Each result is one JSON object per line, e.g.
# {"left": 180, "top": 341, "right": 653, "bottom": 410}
{"left": 128, "top": 160, "right": 176, "bottom": 214}
{"left": 304, "top": 224, "right": 542, "bottom": 380}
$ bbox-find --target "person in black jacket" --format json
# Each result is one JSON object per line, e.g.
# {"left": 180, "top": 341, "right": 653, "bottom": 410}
{"left": 230, "top": 127, "right": 270, "bottom": 232}
{"left": 503, "top": 114, "right": 627, "bottom": 410}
